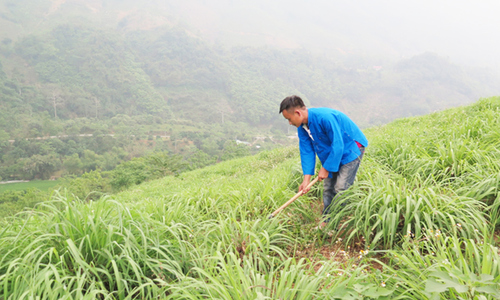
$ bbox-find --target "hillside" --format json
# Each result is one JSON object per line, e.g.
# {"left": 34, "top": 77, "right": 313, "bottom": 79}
{"left": 1, "top": 23, "right": 499, "bottom": 130}
{"left": 1, "top": 96, "right": 499, "bottom": 298}
{"left": 1, "top": 0, "right": 500, "bottom": 184}
{"left": 2, "top": 10, "right": 500, "bottom": 182}
{"left": 1, "top": 0, "right": 499, "bottom": 131}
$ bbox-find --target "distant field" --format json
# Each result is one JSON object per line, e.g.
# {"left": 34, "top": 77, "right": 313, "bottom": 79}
{"left": 0, "top": 180, "right": 60, "bottom": 192}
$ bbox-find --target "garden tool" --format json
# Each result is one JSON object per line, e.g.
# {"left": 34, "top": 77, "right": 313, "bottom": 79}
{"left": 268, "top": 176, "right": 319, "bottom": 219}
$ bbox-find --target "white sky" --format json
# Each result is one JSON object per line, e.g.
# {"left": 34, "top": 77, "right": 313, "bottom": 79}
{"left": 167, "top": 0, "right": 500, "bottom": 67}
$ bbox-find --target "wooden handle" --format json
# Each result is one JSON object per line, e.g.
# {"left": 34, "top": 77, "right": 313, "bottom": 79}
{"left": 269, "top": 177, "right": 320, "bottom": 219}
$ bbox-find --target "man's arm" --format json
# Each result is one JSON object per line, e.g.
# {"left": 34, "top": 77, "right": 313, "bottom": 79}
{"left": 317, "top": 166, "right": 329, "bottom": 181}
{"left": 299, "top": 174, "right": 312, "bottom": 193}
{"left": 298, "top": 126, "right": 316, "bottom": 175}
{"left": 298, "top": 126, "right": 316, "bottom": 193}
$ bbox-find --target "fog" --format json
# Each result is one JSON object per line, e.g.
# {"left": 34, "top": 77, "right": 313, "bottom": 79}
{"left": 164, "top": 0, "right": 500, "bottom": 67}
{"left": 2, "top": 0, "right": 497, "bottom": 67}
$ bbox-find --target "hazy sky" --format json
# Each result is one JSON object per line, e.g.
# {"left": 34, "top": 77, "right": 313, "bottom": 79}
{"left": 1, "top": 0, "right": 498, "bottom": 67}
{"left": 166, "top": 0, "right": 500, "bottom": 67}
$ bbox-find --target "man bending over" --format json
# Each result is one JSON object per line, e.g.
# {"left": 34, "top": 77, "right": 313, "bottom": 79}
{"left": 279, "top": 95, "right": 368, "bottom": 229}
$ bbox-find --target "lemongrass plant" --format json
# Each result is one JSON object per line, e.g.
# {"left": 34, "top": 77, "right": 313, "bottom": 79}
{"left": 375, "top": 230, "right": 500, "bottom": 299}
{"left": 326, "top": 158, "right": 488, "bottom": 249}
{"left": 1, "top": 96, "right": 500, "bottom": 299}
{"left": 0, "top": 193, "right": 197, "bottom": 298}
{"left": 334, "top": 97, "right": 500, "bottom": 250}
{"left": 164, "top": 251, "right": 390, "bottom": 300}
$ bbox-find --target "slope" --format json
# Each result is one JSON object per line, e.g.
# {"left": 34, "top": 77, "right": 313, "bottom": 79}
{"left": 1, "top": 96, "right": 500, "bottom": 298}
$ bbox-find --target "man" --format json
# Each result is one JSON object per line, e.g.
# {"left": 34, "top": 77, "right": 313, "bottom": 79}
{"left": 279, "top": 95, "right": 368, "bottom": 229}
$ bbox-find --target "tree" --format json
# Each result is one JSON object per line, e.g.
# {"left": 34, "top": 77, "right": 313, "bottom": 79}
{"left": 81, "top": 149, "right": 103, "bottom": 172}
{"left": 148, "top": 152, "right": 187, "bottom": 176}
{"left": 48, "top": 89, "right": 65, "bottom": 119}
{"left": 22, "top": 154, "right": 60, "bottom": 179}
{"left": 201, "top": 138, "right": 220, "bottom": 157}
{"left": 92, "top": 96, "right": 100, "bottom": 119}
{"left": 186, "top": 150, "right": 216, "bottom": 170}
{"left": 221, "top": 140, "right": 250, "bottom": 161}
{"left": 63, "top": 153, "right": 83, "bottom": 175}
{"left": 0, "top": 129, "right": 9, "bottom": 147}
{"left": 61, "top": 170, "right": 111, "bottom": 201}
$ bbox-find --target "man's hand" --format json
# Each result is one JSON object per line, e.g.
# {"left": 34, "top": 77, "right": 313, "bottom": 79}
{"left": 299, "top": 175, "right": 312, "bottom": 194}
{"left": 318, "top": 167, "right": 329, "bottom": 181}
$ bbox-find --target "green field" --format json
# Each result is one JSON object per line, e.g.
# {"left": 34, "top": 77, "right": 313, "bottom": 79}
{"left": 1, "top": 97, "right": 500, "bottom": 299}
{"left": 0, "top": 180, "right": 61, "bottom": 192}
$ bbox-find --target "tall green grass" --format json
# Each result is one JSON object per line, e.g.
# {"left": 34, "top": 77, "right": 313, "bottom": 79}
{"left": 1, "top": 97, "right": 500, "bottom": 299}
{"left": 377, "top": 232, "right": 500, "bottom": 299}
{"left": 328, "top": 97, "right": 500, "bottom": 248}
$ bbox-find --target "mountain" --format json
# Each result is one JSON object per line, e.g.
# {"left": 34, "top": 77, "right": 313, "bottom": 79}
{"left": 2, "top": 0, "right": 500, "bottom": 66}
{"left": 1, "top": 0, "right": 499, "bottom": 130}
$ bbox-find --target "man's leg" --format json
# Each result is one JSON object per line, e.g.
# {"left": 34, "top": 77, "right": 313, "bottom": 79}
{"left": 322, "top": 174, "right": 337, "bottom": 218}
{"left": 316, "top": 174, "right": 337, "bottom": 229}
{"left": 323, "top": 147, "right": 365, "bottom": 222}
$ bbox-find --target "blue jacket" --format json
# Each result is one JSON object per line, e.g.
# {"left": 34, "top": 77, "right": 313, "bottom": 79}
{"left": 298, "top": 108, "right": 368, "bottom": 176}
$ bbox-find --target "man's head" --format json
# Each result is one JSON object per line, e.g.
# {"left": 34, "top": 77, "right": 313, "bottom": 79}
{"left": 279, "top": 95, "right": 308, "bottom": 127}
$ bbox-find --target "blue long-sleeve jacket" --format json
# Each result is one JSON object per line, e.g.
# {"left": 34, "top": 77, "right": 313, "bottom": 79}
{"left": 298, "top": 108, "right": 368, "bottom": 176}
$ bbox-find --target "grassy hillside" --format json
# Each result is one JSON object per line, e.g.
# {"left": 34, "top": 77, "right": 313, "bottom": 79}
{"left": 1, "top": 96, "right": 500, "bottom": 298}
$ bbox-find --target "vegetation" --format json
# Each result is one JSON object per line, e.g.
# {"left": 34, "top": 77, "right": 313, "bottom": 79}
{"left": 0, "top": 117, "right": 273, "bottom": 182}
{"left": 1, "top": 17, "right": 499, "bottom": 182}
{"left": 1, "top": 97, "right": 499, "bottom": 299}
{"left": 0, "top": 143, "right": 251, "bottom": 217}
{"left": 1, "top": 2, "right": 499, "bottom": 298}
{"left": 0, "top": 180, "right": 60, "bottom": 192}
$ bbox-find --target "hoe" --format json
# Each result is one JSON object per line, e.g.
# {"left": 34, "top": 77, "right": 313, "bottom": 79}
{"left": 268, "top": 176, "right": 319, "bottom": 219}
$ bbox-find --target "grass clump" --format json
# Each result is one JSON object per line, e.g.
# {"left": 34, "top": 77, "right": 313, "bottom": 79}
{"left": 1, "top": 97, "right": 500, "bottom": 298}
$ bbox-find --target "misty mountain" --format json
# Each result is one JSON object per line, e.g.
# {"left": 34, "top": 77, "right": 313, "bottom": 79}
{"left": 0, "top": 0, "right": 499, "bottom": 137}
{"left": 2, "top": 0, "right": 499, "bottom": 67}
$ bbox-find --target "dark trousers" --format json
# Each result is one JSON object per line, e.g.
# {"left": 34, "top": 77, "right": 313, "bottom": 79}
{"left": 322, "top": 147, "right": 365, "bottom": 221}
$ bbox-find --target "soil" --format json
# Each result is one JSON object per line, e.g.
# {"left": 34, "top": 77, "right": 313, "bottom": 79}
{"left": 285, "top": 198, "right": 390, "bottom": 273}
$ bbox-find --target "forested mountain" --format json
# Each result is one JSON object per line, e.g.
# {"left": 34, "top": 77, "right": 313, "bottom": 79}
{"left": 2, "top": 22, "right": 499, "bottom": 131}
{"left": 1, "top": 0, "right": 499, "bottom": 181}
